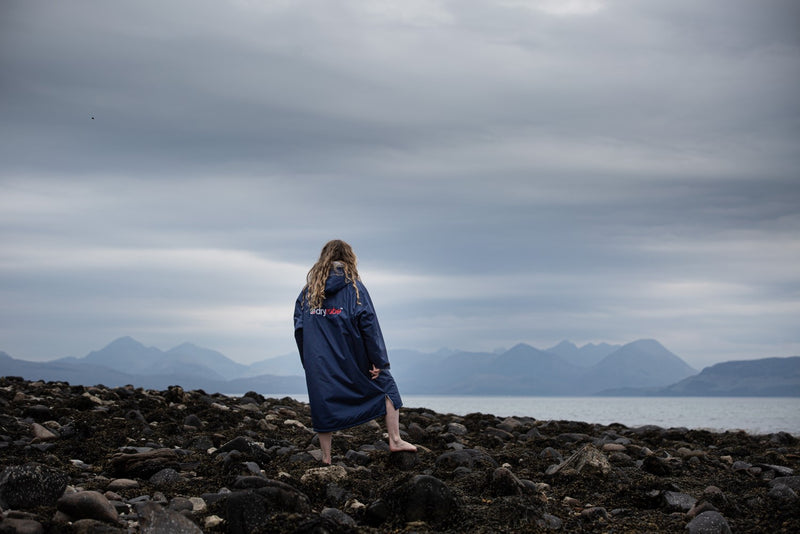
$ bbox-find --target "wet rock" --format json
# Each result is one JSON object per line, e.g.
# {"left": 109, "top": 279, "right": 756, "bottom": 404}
{"left": 406, "top": 422, "right": 427, "bottom": 442}
{"left": 0, "top": 463, "right": 68, "bottom": 509}
{"left": 581, "top": 506, "right": 609, "bottom": 521}
{"left": 136, "top": 501, "right": 203, "bottom": 534}
{"left": 345, "top": 449, "right": 370, "bottom": 465}
{"left": 447, "top": 422, "right": 468, "bottom": 436}
{"left": 535, "top": 513, "right": 563, "bottom": 530}
{"left": 0, "top": 517, "right": 45, "bottom": 534}
{"left": 768, "top": 483, "right": 798, "bottom": 507}
{"left": 485, "top": 427, "right": 514, "bottom": 440}
{"left": 769, "top": 475, "right": 800, "bottom": 491}
{"left": 225, "top": 482, "right": 311, "bottom": 534}
{"left": 642, "top": 455, "right": 673, "bottom": 476}
{"left": 686, "top": 510, "right": 732, "bottom": 534}
{"left": 687, "top": 501, "right": 718, "bottom": 519}
{"left": 389, "top": 474, "right": 457, "bottom": 524}
{"left": 545, "top": 443, "right": 611, "bottom": 477}
{"left": 756, "top": 463, "right": 794, "bottom": 476}
{"left": 183, "top": 414, "right": 203, "bottom": 428}
{"left": 490, "top": 467, "right": 525, "bottom": 496}
{"left": 57, "top": 490, "right": 119, "bottom": 523}
{"left": 71, "top": 518, "right": 125, "bottom": 533}
{"left": 388, "top": 450, "right": 419, "bottom": 470}
{"left": 365, "top": 499, "right": 390, "bottom": 526}
{"left": 320, "top": 506, "right": 357, "bottom": 527}
{"left": 435, "top": 448, "right": 498, "bottom": 471}
{"left": 107, "top": 478, "right": 139, "bottom": 491}
{"left": 149, "top": 468, "right": 183, "bottom": 487}
{"left": 539, "top": 447, "right": 563, "bottom": 463}
{"left": 661, "top": 490, "right": 697, "bottom": 512}
{"left": 109, "top": 449, "right": 180, "bottom": 478}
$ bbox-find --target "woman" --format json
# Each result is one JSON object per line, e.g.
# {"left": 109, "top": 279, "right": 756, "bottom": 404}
{"left": 293, "top": 239, "right": 417, "bottom": 465}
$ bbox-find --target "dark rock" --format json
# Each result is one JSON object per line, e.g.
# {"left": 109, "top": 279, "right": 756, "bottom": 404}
{"left": 490, "top": 467, "right": 524, "bottom": 496}
{"left": 556, "top": 432, "right": 592, "bottom": 444}
{"left": 406, "top": 422, "right": 427, "bottom": 442}
{"left": 71, "top": 519, "right": 125, "bottom": 534}
{"left": 0, "top": 463, "right": 68, "bottom": 509}
{"left": 581, "top": 506, "right": 609, "bottom": 521}
{"left": 755, "top": 463, "right": 794, "bottom": 476}
{"left": 731, "top": 460, "right": 751, "bottom": 472}
{"left": 57, "top": 491, "right": 119, "bottom": 523}
{"left": 768, "top": 483, "right": 798, "bottom": 507}
{"left": 320, "top": 507, "right": 357, "bottom": 527}
{"left": 225, "top": 480, "right": 311, "bottom": 534}
{"left": 325, "top": 483, "right": 350, "bottom": 506}
{"left": 539, "top": 447, "right": 563, "bottom": 462}
{"left": 0, "top": 517, "right": 44, "bottom": 534}
{"left": 687, "top": 501, "right": 718, "bottom": 519}
{"left": 436, "top": 449, "right": 498, "bottom": 471}
{"left": 24, "top": 405, "right": 52, "bottom": 422}
{"left": 125, "top": 410, "right": 147, "bottom": 424}
{"left": 365, "top": 499, "right": 390, "bottom": 526}
{"left": 769, "top": 475, "right": 800, "bottom": 491}
{"left": 345, "top": 449, "right": 371, "bottom": 465}
{"left": 642, "top": 455, "right": 672, "bottom": 476}
{"left": 183, "top": 414, "right": 203, "bottom": 428}
{"left": 447, "top": 422, "right": 468, "bottom": 436}
{"left": 149, "top": 468, "right": 183, "bottom": 487}
{"left": 389, "top": 474, "right": 457, "bottom": 524}
{"left": 232, "top": 476, "right": 269, "bottom": 489}
{"left": 535, "top": 512, "right": 563, "bottom": 530}
{"left": 686, "top": 511, "right": 732, "bottom": 534}
{"left": 769, "top": 431, "right": 796, "bottom": 445}
{"left": 661, "top": 491, "right": 697, "bottom": 512}
{"left": 524, "top": 427, "right": 544, "bottom": 439}
{"left": 108, "top": 449, "right": 180, "bottom": 478}
{"left": 485, "top": 426, "right": 514, "bottom": 440}
{"left": 136, "top": 501, "right": 202, "bottom": 534}
{"left": 388, "top": 450, "right": 419, "bottom": 470}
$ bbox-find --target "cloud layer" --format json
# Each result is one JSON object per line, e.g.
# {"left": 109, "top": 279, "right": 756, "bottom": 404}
{"left": 1, "top": 0, "right": 799, "bottom": 368}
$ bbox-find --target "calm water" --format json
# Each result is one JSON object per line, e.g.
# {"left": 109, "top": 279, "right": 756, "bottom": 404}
{"left": 264, "top": 394, "right": 800, "bottom": 436}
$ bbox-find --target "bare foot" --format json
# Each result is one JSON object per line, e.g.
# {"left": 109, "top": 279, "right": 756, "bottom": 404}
{"left": 389, "top": 439, "right": 417, "bottom": 453}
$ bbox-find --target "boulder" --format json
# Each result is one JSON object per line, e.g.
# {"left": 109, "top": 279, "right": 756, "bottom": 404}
{"left": 389, "top": 474, "right": 457, "bottom": 524}
{"left": 0, "top": 463, "right": 68, "bottom": 509}
{"left": 57, "top": 491, "right": 119, "bottom": 523}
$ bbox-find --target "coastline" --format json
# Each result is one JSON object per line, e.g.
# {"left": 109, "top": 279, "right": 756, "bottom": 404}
{"left": 1, "top": 377, "right": 798, "bottom": 532}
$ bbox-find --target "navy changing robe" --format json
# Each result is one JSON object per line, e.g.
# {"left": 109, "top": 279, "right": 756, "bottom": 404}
{"left": 293, "top": 267, "right": 402, "bottom": 433}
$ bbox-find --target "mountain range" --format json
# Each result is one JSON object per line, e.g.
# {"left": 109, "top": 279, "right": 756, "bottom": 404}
{"left": 1, "top": 336, "right": 798, "bottom": 396}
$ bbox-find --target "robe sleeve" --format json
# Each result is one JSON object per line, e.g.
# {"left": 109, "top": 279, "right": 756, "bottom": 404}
{"left": 356, "top": 283, "right": 391, "bottom": 369}
{"left": 293, "top": 292, "right": 305, "bottom": 369}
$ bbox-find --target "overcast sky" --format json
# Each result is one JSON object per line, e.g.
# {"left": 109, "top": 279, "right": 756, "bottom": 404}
{"left": 1, "top": 0, "right": 798, "bottom": 370}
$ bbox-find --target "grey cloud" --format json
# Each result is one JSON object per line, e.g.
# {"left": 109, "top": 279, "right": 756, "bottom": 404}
{"left": 1, "top": 0, "right": 798, "bottom": 368}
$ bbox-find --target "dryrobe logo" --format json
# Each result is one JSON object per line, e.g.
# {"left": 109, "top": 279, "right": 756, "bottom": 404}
{"left": 309, "top": 307, "right": 343, "bottom": 317}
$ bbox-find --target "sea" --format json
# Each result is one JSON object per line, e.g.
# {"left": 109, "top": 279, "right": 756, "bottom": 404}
{"left": 259, "top": 394, "right": 800, "bottom": 436}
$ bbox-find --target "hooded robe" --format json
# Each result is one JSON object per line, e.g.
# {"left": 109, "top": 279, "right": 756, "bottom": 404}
{"left": 293, "top": 265, "right": 402, "bottom": 433}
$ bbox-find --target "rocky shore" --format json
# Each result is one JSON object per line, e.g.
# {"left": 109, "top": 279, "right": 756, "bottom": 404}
{"left": 0, "top": 377, "right": 798, "bottom": 533}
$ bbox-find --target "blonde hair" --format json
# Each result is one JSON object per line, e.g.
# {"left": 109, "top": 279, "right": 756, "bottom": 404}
{"left": 303, "top": 240, "right": 360, "bottom": 309}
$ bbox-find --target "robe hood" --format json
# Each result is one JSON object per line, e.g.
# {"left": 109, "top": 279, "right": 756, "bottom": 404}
{"left": 324, "top": 263, "right": 351, "bottom": 295}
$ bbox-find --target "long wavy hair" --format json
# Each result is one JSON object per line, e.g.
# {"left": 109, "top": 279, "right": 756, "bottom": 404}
{"left": 303, "top": 239, "right": 361, "bottom": 309}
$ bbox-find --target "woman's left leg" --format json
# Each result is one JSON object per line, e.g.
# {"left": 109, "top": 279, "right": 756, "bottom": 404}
{"left": 384, "top": 396, "right": 417, "bottom": 453}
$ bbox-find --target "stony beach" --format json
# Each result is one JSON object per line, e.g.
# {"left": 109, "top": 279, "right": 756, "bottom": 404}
{"left": 0, "top": 376, "right": 798, "bottom": 533}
